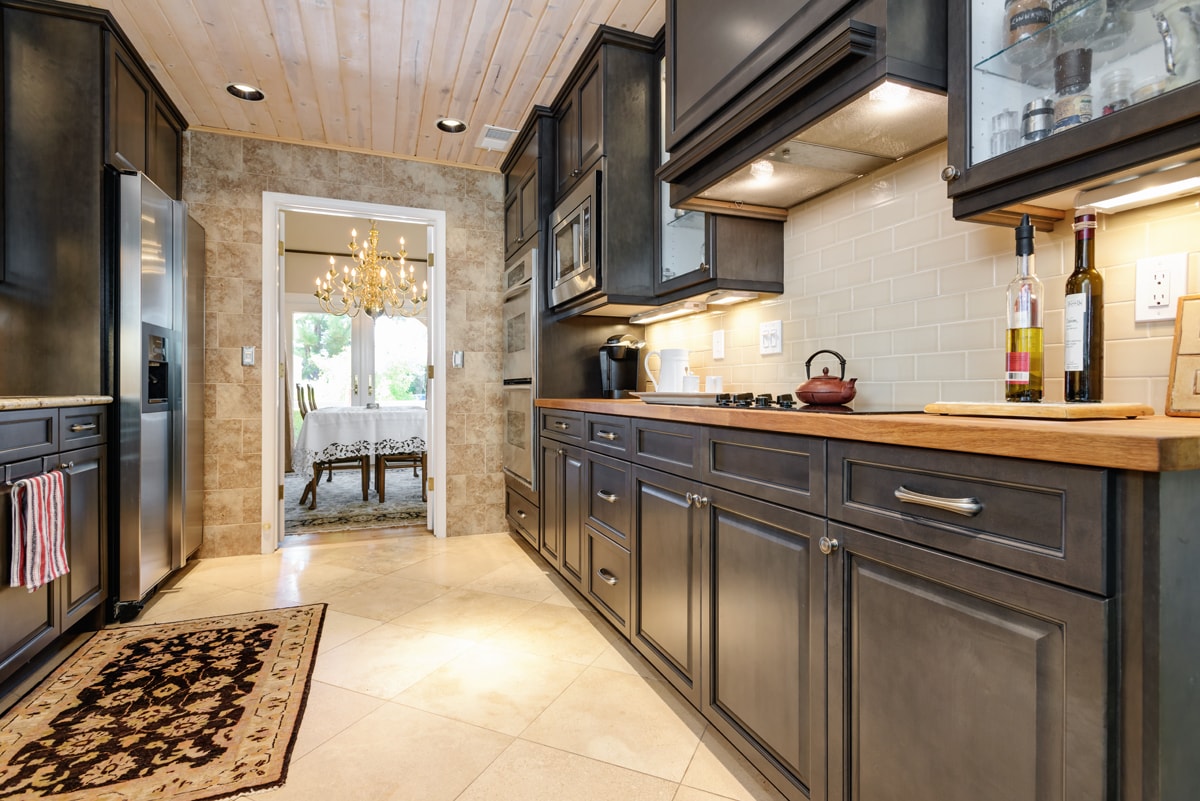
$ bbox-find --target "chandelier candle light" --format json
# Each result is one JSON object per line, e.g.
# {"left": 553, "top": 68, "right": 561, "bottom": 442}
{"left": 314, "top": 220, "right": 428, "bottom": 318}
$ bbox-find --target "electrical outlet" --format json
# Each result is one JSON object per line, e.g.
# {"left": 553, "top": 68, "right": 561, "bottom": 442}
{"left": 759, "top": 320, "right": 783, "bottom": 355}
{"left": 1135, "top": 253, "right": 1188, "bottom": 322}
{"left": 241, "top": 346, "right": 255, "bottom": 366}
{"left": 712, "top": 329, "right": 725, "bottom": 360}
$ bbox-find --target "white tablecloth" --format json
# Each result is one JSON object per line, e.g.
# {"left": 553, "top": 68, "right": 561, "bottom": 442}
{"left": 292, "top": 404, "right": 427, "bottom": 480}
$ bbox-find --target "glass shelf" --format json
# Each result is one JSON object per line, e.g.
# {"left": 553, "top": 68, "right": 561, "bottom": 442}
{"left": 975, "top": 0, "right": 1162, "bottom": 90}
{"left": 666, "top": 209, "right": 704, "bottom": 230}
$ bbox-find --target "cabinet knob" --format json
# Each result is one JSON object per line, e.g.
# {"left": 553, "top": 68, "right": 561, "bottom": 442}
{"left": 557, "top": 448, "right": 565, "bottom": 456}
{"left": 694, "top": 495, "right": 709, "bottom": 508}
{"left": 940, "top": 165, "right": 961, "bottom": 183}
{"left": 699, "top": 262, "right": 710, "bottom": 273}
{"left": 818, "top": 536, "right": 839, "bottom": 555}
{"left": 571, "top": 168, "right": 581, "bottom": 177}
{"left": 685, "top": 491, "right": 695, "bottom": 506}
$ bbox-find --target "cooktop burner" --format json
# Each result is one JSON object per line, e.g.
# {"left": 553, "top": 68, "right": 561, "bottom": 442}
{"left": 713, "top": 393, "right": 919, "bottom": 414}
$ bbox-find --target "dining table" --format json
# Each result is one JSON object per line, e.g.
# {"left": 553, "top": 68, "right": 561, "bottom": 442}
{"left": 292, "top": 403, "right": 427, "bottom": 484}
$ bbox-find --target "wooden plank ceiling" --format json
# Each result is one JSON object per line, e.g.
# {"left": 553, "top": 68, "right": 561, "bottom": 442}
{"left": 74, "top": 0, "right": 665, "bottom": 171}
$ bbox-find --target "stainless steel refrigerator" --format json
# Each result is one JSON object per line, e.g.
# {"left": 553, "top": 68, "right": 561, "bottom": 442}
{"left": 112, "top": 171, "right": 204, "bottom": 618}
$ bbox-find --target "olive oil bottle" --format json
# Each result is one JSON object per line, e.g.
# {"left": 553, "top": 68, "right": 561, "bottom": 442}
{"left": 1064, "top": 208, "right": 1103, "bottom": 401}
{"left": 1005, "top": 214, "right": 1043, "bottom": 402}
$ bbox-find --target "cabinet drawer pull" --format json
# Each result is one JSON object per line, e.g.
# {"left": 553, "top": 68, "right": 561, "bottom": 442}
{"left": 596, "top": 489, "right": 618, "bottom": 504}
{"left": 596, "top": 431, "right": 618, "bottom": 441}
{"left": 819, "top": 536, "right": 839, "bottom": 555}
{"left": 69, "top": 423, "right": 97, "bottom": 432}
{"left": 894, "top": 485, "right": 983, "bottom": 517}
{"left": 58, "top": 461, "right": 75, "bottom": 471}
{"left": 516, "top": 510, "right": 527, "bottom": 519}
{"left": 597, "top": 567, "right": 618, "bottom": 586}
{"left": 553, "top": 421, "right": 570, "bottom": 430}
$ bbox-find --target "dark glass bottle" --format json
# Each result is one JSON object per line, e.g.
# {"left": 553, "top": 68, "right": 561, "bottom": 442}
{"left": 1064, "top": 208, "right": 1103, "bottom": 401}
{"left": 1006, "top": 214, "right": 1043, "bottom": 402}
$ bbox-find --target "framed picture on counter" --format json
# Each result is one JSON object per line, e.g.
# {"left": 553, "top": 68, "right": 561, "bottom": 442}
{"left": 1167, "top": 294, "right": 1200, "bottom": 416}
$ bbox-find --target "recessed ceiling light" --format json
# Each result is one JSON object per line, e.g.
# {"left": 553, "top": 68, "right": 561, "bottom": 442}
{"left": 226, "top": 83, "right": 265, "bottom": 102}
{"left": 436, "top": 117, "right": 468, "bottom": 134}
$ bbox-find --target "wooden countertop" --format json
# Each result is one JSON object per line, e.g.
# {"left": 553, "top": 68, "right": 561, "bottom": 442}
{"left": 0, "top": 395, "right": 112, "bottom": 411}
{"left": 537, "top": 398, "right": 1200, "bottom": 472}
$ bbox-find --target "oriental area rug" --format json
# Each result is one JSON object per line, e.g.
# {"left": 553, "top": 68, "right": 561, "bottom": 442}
{"left": 284, "top": 467, "right": 426, "bottom": 535}
{"left": 0, "top": 604, "right": 325, "bottom": 801}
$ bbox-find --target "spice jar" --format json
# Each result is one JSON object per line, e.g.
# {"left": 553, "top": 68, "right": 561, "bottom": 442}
{"left": 1004, "top": 0, "right": 1054, "bottom": 64}
{"left": 1022, "top": 96, "right": 1055, "bottom": 141}
{"left": 1051, "top": 0, "right": 1104, "bottom": 46}
{"left": 1101, "top": 68, "right": 1132, "bottom": 114}
{"left": 1053, "top": 48, "right": 1093, "bottom": 134}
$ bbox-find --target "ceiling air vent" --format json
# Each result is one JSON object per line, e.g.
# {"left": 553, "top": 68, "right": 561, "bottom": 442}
{"left": 477, "top": 125, "right": 518, "bottom": 152}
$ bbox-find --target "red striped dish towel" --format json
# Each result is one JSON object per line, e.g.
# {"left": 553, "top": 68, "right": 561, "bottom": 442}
{"left": 8, "top": 470, "right": 69, "bottom": 592}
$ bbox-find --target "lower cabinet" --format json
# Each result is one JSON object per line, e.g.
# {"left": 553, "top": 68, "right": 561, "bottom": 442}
{"left": 825, "top": 522, "right": 1111, "bottom": 801}
{"left": 702, "top": 487, "right": 825, "bottom": 801}
{"left": 631, "top": 466, "right": 702, "bottom": 704}
{"left": 539, "top": 437, "right": 585, "bottom": 588}
{"left": 0, "top": 408, "right": 108, "bottom": 689}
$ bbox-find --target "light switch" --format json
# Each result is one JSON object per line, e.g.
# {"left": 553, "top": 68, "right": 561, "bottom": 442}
{"left": 759, "top": 320, "right": 783, "bottom": 355}
{"left": 452, "top": 351, "right": 465, "bottom": 368}
{"left": 713, "top": 329, "right": 725, "bottom": 360}
{"left": 241, "top": 346, "right": 255, "bottom": 366}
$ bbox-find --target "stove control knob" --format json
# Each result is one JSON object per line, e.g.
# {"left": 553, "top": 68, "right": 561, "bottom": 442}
{"left": 775, "top": 393, "right": 795, "bottom": 408}
{"left": 754, "top": 394, "right": 773, "bottom": 408}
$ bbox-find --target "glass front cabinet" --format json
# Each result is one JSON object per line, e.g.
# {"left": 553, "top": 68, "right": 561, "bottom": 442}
{"left": 946, "top": 0, "right": 1200, "bottom": 226}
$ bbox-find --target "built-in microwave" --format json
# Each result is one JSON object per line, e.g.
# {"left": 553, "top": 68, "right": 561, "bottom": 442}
{"left": 550, "top": 165, "right": 601, "bottom": 308}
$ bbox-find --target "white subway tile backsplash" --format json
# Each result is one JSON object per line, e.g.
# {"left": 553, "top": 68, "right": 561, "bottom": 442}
{"left": 643, "top": 142, "right": 1197, "bottom": 412}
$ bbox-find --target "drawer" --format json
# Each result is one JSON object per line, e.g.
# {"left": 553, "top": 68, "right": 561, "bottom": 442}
{"left": 703, "top": 427, "right": 825, "bottom": 514}
{"left": 828, "top": 441, "right": 1110, "bottom": 595}
{"left": 60, "top": 405, "right": 107, "bottom": 449}
{"left": 586, "top": 451, "right": 633, "bottom": 545}
{"left": 585, "top": 413, "right": 631, "bottom": 458}
{"left": 541, "top": 409, "right": 584, "bottom": 443}
{"left": 505, "top": 486, "right": 539, "bottom": 549}
{"left": 0, "top": 408, "right": 58, "bottom": 464}
{"left": 632, "top": 419, "right": 700, "bottom": 477}
{"left": 586, "top": 525, "right": 631, "bottom": 634}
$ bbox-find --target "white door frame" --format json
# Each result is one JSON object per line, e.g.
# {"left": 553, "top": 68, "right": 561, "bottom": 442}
{"left": 260, "top": 192, "right": 447, "bottom": 552}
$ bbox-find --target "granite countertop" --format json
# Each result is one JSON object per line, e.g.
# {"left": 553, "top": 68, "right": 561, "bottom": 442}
{"left": 0, "top": 395, "right": 113, "bottom": 411}
{"left": 537, "top": 398, "right": 1200, "bottom": 472}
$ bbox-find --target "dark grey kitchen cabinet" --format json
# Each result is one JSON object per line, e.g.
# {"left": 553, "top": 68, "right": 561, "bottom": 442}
{"left": 655, "top": 209, "right": 784, "bottom": 302}
{"left": 555, "top": 56, "right": 603, "bottom": 200}
{"left": 702, "top": 488, "right": 826, "bottom": 801}
{"left": 824, "top": 522, "right": 1111, "bottom": 801}
{"left": 0, "top": 405, "right": 108, "bottom": 691}
{"left": 502, "top": 108, "right": 551, "bottom": 258}
{"left": 107, "top": 33, "right": 184, "bottom": 199}
{"left": 505, "top": 484, "right": 539, "bottom": 550}
{"left": 539, "top": 421, "right": 586, "bottom": 591}
{"left": 944, "top": 1, "right": 1200, "bottom": 228}
{"left": 631, "top": 465, "right": 702, "bottom": 705}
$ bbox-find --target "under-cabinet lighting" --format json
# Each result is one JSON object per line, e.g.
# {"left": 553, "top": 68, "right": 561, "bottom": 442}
{"left": 1076, "top": 160, "right": 1200, "bottom": 212}
{"left": 705, "top": 290, "right": 759, "bottom": 306}
{"left": 868, "top": 80, "right": 911, "bottom": 106}
{"left": 629, "top": 300, "right": 706, "bottom": 325}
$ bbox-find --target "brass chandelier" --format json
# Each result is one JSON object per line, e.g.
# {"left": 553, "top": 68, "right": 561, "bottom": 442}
{"left": 314, "top": 220, "right": 428, "bottom": 318}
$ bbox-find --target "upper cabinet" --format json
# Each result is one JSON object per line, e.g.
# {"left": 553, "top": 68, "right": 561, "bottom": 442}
{"left": 106, "top": 33, "right": 184, "bottom": 199}
{"left": 555, "top": 59, "right": 605, "bottom": 200}
{"left": 502, "top": 107, "right": 552, "bottom": 259}
{"left": 659, "top": 0, "right": 948, "bottom": 218}
{"left": 944, "top": 1, "right": 1200, "bottom": 227}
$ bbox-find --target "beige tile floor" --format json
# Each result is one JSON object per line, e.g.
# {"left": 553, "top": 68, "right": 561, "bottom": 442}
{"left": 136, "top": 527, "right": 788, "bottom": 801}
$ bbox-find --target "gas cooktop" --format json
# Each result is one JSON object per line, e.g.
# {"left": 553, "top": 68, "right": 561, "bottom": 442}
{"left": 712, "top": 393, "right": 920, "bottom": 414}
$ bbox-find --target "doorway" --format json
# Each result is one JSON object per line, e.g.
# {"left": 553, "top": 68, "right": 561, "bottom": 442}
{"left": 260, "top": 193, "right": 448, "bottom": 552}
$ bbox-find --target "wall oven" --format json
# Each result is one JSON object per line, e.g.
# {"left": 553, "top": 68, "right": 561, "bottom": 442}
{"left": 502, "top": 243, "right": 537, "bottom": 488}
{"left": 549, "top": 164, "right": 601, "bottom": 309}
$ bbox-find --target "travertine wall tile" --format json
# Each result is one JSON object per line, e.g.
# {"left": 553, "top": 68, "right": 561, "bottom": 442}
{"left": 646, "top": 142, "right": 1198, "bottom": 412}
{"left": 185, "top": 130, "right": 505, "bottom": 556}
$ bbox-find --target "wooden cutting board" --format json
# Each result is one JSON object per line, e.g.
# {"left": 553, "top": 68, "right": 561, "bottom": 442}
{"left": 923, "top": 401, "right": 1154, "bottom": 419}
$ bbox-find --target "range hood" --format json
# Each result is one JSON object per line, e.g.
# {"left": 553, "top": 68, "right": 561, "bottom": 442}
{"left": 659, "top": 0, "right": 948, "bottom": 219}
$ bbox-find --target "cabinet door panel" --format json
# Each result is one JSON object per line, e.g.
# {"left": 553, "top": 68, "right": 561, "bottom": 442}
{"left": 560, "top": 445, "right": 586, "bottom": 587}
{"left": 109, "top": 40, "right": 149, "bottom": 173}
{"left": 555, "top": 96, "right": 578, "bottom": 198}
{"left": 539, "top": 442, "right": 561, "bottom": 561}
{"left": 632, "top": 467, "right": 701, "bottom": 702}
{"left": 58, "top": 446, "right": 106, "bottom": 628}
{"left": 703, "top": 489, "right": 824, "bottom": 800}
{"left": 0, "top": 481, "right": 58, "bottom": 686}
{"left": 826, "top": 522, "right": 1112, "bottom": 801}
{"left": 577, "top": 60, "right": 603, "bottom": 172}
{"left": 151, "top": 100, "right": 181, "bottom": 199}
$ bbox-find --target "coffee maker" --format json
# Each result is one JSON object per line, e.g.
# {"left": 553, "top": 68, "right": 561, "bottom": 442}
{"left": 599, "top": 334, "right": 644, "bottom": 398}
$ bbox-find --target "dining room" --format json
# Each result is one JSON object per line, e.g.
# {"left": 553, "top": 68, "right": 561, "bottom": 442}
{"left": 281, "top": 210, "right": 435, "bottom": 539}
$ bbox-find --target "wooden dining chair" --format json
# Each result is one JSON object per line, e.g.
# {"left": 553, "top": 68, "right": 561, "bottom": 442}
{"left": 296, "top": 397, "right": 370, "bottom": 509}
{"left": 306, "top": 384, "right": 318, "bottom": 410}
{"left": 296, "top": 383, "right": 309, "bottom": 418}
{"left": 375, "top": 451, "right": 427, "bottom": 503}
